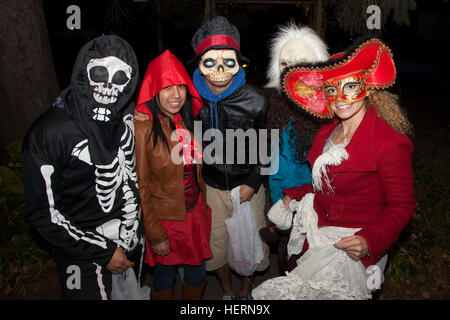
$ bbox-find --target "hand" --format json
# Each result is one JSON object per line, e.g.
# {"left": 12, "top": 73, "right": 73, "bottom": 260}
{"left": 334, "top": 235, "right": 369, "bottom": 261}
{"left": 134, "top": 111, "right": 149, "bottom": 121}
{"left": 282, "top": 195, "right": 292, "bottom": 210}
{"left": 239, "top": 185, "right": 255, "bottom": 203}
{"left": 106, "top": 247, "right": 134, "bottom": 274}
{"left": 152, "top": 240, "right": 170, "bottom": 256}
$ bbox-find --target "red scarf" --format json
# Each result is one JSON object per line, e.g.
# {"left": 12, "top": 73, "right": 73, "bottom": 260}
{"left": 173, "top": 113, "right": 203, "bottom": 167}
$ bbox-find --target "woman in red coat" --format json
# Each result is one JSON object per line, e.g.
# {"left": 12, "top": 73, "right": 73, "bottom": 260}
{"left": 253, "top": 38, "right": 415, "bottom": 299}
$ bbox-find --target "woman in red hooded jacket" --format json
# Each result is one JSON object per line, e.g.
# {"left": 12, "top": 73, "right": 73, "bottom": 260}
{"left": 134, "top": 50, "right": 212, "bottom": 299}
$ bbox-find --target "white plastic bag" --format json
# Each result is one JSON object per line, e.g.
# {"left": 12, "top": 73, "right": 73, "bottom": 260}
{"left": 111, "top": 267, "right": 150, "bottom": 300}
{"left": 267, "top": 199, "right": 297, "bottom": 231}
{"left": 225, "top": 186, "right": 264, "bottom": 276}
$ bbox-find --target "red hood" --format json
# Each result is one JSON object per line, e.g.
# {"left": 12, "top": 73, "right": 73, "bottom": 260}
{"left": 136, "top": 50, "right": 202, "bottom": 119}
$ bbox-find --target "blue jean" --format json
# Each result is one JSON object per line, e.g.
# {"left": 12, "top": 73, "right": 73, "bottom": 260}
{"left": 153, "top": 260, "right": 206, "bottom": 292}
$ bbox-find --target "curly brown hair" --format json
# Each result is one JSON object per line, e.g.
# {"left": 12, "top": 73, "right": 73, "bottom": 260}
{"left": 265, "top": 88, "right": 331, "bottom": 163}
{"left": 368, "top": 90, "right": 414, "bottom": 137}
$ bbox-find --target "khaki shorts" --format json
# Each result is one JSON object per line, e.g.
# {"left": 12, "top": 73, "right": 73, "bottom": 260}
{"left": 205, "top": 184, "right": 270, "bottom": 272}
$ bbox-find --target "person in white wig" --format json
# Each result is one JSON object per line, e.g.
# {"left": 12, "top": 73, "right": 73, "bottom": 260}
{"left": 261, "top": 22, "right": 331, "bottom": 272}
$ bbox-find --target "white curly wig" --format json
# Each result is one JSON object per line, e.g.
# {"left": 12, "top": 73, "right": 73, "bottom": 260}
{"left": 265, "top": 22, "right": 330, "bottom": 90}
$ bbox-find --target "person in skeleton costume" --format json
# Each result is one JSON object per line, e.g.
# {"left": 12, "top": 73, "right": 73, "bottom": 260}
{"left": 191, "top": 16, "right": 269, "bottom": 300}
{"left": 22, "top": 35, "right": 145, "bottom": 300}
{"left": 260, "top": 23, "right": 331, "bottom": 272}
{"left": 134, "top": 50, "right": 212, "bottom": 300}
{"left": 253, "top": 38, "right": 415, "bottom": 299}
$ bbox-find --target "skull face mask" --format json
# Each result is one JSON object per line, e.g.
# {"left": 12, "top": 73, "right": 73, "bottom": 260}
{"left": 87, "top": 56, "right": 132, "bottom": 121}
{"left": 59, "top": 35, "right": 138, "bottom": 164}
{"left": 199, "top": 49, "right": 239, "bottom": 88}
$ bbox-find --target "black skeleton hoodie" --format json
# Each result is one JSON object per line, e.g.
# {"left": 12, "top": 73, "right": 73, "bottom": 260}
{"left": 22, "top": 35, "right": 142, "bottom": 267}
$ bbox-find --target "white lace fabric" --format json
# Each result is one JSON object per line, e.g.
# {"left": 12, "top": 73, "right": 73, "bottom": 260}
{"left": 254, "top": 137, "right": 380, "bottom": 300}
{"left": 254, "top": 193, "right": 372, "bottom": 300}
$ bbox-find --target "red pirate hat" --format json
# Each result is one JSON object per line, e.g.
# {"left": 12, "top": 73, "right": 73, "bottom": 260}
{"left": 281, "top": 38, "right": 396, "bottom": 119}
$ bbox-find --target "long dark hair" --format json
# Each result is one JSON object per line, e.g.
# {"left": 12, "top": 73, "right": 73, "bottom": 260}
{"left": 147, "top": 93, "right": 195, "bottom": 152}
{"left": 266, "top": 88, "right": 330, "bottom": 163}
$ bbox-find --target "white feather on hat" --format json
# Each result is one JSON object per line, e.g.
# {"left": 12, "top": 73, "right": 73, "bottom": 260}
{"left": 265, "top": 22, "right": 329, "bottom": 90}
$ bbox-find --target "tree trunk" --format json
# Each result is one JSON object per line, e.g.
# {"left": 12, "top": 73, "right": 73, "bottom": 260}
{"left": 203, "top": 0, "right": 211, "bottom": 23}
{"left": 0, "top": 0, "right": 59, "bottom": 151}
{"left": 314, "top": 0, "right": 325, "bottom": 37}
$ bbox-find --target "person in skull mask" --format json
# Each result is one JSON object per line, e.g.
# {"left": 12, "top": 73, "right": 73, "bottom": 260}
{"left": 22, "top": 35, "right": 145, "bottom": 300}
{"left": 191, "top": 16, "right": 270, "bottom": 300}
{"left": 260, "top": 23, "right": 331, "bottom": 272}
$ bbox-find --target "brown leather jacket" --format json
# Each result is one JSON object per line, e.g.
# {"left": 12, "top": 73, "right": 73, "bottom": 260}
{"left": 134, "top": 111, "right": 207, "bottom": 246}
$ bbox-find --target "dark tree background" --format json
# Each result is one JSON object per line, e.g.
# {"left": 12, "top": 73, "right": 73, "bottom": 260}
{"left": 0, "top": 0, "right": 439, "bottom": 153}
{"left": 0, "top": 0, "right": 59, "bottom": 152}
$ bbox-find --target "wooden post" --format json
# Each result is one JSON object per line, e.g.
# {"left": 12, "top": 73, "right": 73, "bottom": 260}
{"left": 314, "top": 0, "right": 324, "bottom": 37}
{"left": 204, "top": 0, "right": 210, "bottom": 23}
{"left": 154, "top": 0, "right": 164, "bottom": 53}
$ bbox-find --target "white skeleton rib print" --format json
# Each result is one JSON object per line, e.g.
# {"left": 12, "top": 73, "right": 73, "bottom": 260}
{"left": 71, "top": 113, "right": 140, "bottom": 251}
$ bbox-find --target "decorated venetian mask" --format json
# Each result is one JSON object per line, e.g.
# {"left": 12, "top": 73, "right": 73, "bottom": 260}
{"left": 322, "top": 71, "right": 367, "bottom": 108}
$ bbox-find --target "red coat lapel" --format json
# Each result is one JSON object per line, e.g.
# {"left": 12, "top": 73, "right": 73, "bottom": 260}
{"left": 307, "top": 107, "right": 378, "bottom": 173}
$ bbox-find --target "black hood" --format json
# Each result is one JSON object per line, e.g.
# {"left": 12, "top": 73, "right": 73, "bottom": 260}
{"left": 60, "top": 35, "right": 139, "bottom": 165}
